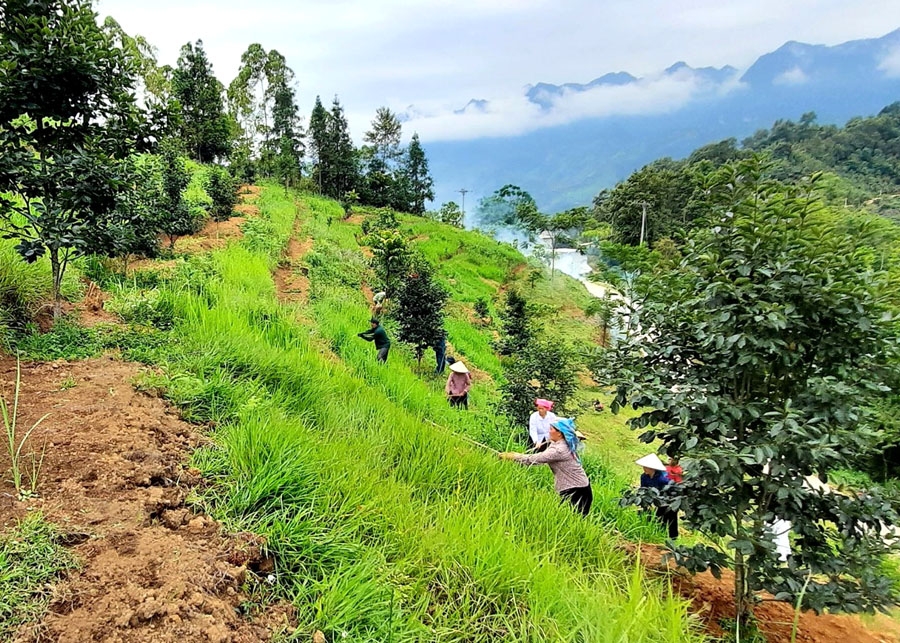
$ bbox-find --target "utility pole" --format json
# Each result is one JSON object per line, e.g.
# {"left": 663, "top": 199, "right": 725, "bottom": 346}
{"left": 458, "top": 188, "right": 468, "bottom": 223}
{"left": 639, "top": 201, "right": 648, "bottom": 246}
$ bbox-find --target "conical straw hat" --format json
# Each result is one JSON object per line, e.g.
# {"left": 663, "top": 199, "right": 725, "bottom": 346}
{"left": 635, "top": 453, "right": 667, "bottom": 471}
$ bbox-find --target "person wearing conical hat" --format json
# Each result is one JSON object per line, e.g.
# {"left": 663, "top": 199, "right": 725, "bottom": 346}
{"left": 499, "top": 418, "right": 592, "bottom": 516}
{"left": 445, "top": 360, "right": 472, "bottom": 409}
{"left": 636, "top": 454, "right": 678, "bottom": 538}
{"left": 528, "top": 398, "right": 558, "bottom": 452}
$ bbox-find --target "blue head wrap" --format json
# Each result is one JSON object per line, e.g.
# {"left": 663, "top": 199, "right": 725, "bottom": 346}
{"left": 552, "top": 418, "right": 583, "bottom": 461}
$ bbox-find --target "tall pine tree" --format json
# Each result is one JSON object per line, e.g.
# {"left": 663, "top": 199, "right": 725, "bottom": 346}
{"left": 308, "top": 96, "right": 330, "bottom": 193}
{"left": 172, "top": 40, "right": 230, "bottom": 162}
{"left": 403, "top": 133, "right": 434, "bottom": 214}
{"left": 322, "top": 97, "right": 357, "bottom": 199}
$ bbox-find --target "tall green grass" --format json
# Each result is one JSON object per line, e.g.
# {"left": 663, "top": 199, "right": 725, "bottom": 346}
{"left": 129, "top": 186, "right": 705, "bottom": 641}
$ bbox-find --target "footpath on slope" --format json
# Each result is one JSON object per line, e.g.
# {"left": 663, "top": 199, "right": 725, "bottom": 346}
{"left": 0, "top": 356, "right": 294, "bottom": 642}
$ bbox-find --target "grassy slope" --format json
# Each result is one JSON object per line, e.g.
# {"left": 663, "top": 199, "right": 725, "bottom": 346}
{"left": 9, "top": 186, "right": 703, "bottom": 640}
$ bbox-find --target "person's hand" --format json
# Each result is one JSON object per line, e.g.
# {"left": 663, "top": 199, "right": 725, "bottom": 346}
{"left": 498, "top": 452, "right": 518, "bottom": 461}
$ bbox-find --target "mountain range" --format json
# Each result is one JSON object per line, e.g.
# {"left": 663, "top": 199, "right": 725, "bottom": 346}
{"left": 420, "top": 28, "right": 900, "bottom": 214}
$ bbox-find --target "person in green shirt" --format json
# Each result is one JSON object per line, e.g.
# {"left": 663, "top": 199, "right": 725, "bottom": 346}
{"left": 358, "top": 317, "right": 391, "bottom": 362}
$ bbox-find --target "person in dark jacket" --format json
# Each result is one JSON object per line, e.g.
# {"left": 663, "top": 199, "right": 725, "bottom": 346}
{"left": 636, "top": 454, "right": 678, "bottom": 538}
{"left": 358, "top": 318, "right": 390, "bottom": 362}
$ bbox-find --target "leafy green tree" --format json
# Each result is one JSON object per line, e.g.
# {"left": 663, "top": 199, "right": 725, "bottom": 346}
{"left": 207, "top": 166, "right": 236, "bottom": 223}
{"left": 369, "top": 228, "right": 410, "bottom": 297}
{"left": 0, "top": 0, "right": 140, "bottom": 317}
{"left": 172, "top": 40, "right": 230, "bottom": 162}
{"left": 593, "top": 159, "right": 705, "bottom": 246}
{"left": 496, "top": 289, "right": 534, "bottom": 356}
{"left": 269, "top": 80, "right": 304, "bottom": 188}
{"left": 437, "top": 201, "right": 464, "bottom": 227}
{"left": 603, "top": 158, "right": 900, "bottom": 627}
{"left": 403, "top": 133, "right": 434, "bottom": 215}
{"left": 364, "top": 107, "right": 402, "bottom": 166}
{"left": 319, "top": 97, "right": 358, "bottom": 199}
{"left": 157, "top": 140, "right": 197, "bottom": 248}
{"left": 308, "top": 95, "right": 330, "bottom": 193}
{"left": 394, "top": 258, "right": 448, "bottom": 366}
{"left": 500, "top": 335, "right": 579, "bottom": 432}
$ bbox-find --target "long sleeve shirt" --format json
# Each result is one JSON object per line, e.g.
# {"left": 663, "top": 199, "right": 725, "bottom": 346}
{"left": 528, "top": 410, "right": 558, "bottom": 447}
{"left": 514, "top": 440, "right": 590, "bottom": 492}
{"left": 445, "top": 372, "right": 472, "bottom": 397}
{"left": 640, "top": 471, "right": 671, "bottom": 490}
{"left": 358, "top": 324, "right": 390, "bottom": 349}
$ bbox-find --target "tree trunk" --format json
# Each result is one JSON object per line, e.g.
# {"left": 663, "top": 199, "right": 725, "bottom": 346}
{"left": 50, "top": 247, "right": 63, "bottom": 320}
{"left": 734, "top": 512, "right": 752, "bottom": 636}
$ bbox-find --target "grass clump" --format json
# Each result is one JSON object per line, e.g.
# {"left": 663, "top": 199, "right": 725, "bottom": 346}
{"left": 0, "top": 512, "right": 77, "bottom": 639}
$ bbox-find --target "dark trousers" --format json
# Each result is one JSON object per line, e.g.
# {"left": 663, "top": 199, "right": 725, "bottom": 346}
{"left": 656, "top": 507, "right": 679, "bottom": 539}
{"left": 376, "top": 346, "right": 390, "bottom": 363}
{"left": 434, "top": 342, "right": 447, "bottom": 374}
{"left": 560, "top": 484, "right": 593, "bottom": 516}
{"left": 448, "top": 393, "right": 468, "bottom": 409}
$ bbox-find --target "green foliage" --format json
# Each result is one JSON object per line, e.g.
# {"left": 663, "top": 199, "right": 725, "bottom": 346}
{"left": 393, "top": 258, "right": 447, "bottom": 364}
{"left": 12, "top": 319, "right": 166, "bottom": 362}
{"left": 172, "top": 39, "right": 231, "bottom": 163}
{"left": 500, "top": 335, "right": 580, "bottom": 434}
{"left": 496, "top": 289, "right": 534, "bottom": 356}
{"left": 473, "top": 297, "right": 491, "bottom": 321}
{"left": 105, "top": 288, "right": 176, "bottom": 329}
{"left": 0, "top": 513, "right": 77, "bottom": 640}
{"left": 369, "top": 229, "right": 411, "bottom": 297}
{"left": 402, "top": 133, "right": 434, "bottom": 215}
{"left": 437, "top": 201, "right": 464, "bottom": 227}
{"left": 207, "top": 166, "right": 237, "bottom": 223}
{"left": 0, "top": 0, "right": 140, "bottom": 316}
{"left": 157, "top": 139, "right": 200, "bottom": 247}
{"left": 603, "top": 157, "right": 900, "bottom": 621}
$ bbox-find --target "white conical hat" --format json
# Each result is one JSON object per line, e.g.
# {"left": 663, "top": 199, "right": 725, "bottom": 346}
{"left": 635, "top": 453, "right": 667, "bottom": 471}
{"left": 449, "top": 361, "right": 469, "bottom": 374}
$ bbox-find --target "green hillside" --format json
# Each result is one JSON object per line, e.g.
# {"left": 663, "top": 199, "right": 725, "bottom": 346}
{"left": 4, "top": 184, "right": 702, "bottom": 641}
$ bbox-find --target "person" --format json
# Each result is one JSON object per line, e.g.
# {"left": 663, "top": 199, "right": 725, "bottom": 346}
{"left": 593, "top": 399, "right": 605, "bottom": 413}
{"left": 445, "top": 360, "right": 472, "bottom": 409}
{"left": 666, "top": 457, "right": 683, "bottom": 484}
{"left": 636, "top": 454, "right": 678, "bottom": 538}
{"left": 499, "top": 418, "right": 592, "bottom": 516}
{"left": 357, "top": 318, "right": 390, "bottom": 363}
{"left": 769, "top": 518, "right": 792, "bottom": 562}
{"left": 433, "top": 335, "right": 447, "bottom": 375}
{"left": 528, "top": 399, "right": 558, "bottom": 452}
{"left": 372, "top": 290, "right": 387, "bottom": 316}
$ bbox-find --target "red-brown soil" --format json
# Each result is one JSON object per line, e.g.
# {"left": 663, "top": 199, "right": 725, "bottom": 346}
{"left": 631, "top": 543, "right": 898, "bottom": 643}
{"left": 273, "top": 222, "right": 312, "bottom": 306}
{"left": 0, "top": 357, "right": 293, "bottom": 642}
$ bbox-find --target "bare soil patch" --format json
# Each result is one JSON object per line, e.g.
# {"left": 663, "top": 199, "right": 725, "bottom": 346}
{"left": 343, "top": 214, "right": 365, "bottom": 225}
{"left": 0, "top": 357, "right": 293, "bottom": 642}
{"left": 630, "top": 544, "right": 897, "bottom": 643}
{"left": 273, "top": 223, "right": 313, "bottom": 306}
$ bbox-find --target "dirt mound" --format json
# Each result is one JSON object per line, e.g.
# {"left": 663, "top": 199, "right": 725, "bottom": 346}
{"left": 630, "top": 544, "right": 896, "bottom": 643}
{"left": 0, "top": 357, "right": 292, "bottom": 641}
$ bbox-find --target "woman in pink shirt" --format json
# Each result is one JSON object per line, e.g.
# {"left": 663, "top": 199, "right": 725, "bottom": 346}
{"left": 445, "top": 361, "right": 472, "bottom": 409}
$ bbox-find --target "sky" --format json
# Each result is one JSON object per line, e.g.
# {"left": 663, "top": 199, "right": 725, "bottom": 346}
{"left": 97, "top": 0, "right": 900, "bottom": 142}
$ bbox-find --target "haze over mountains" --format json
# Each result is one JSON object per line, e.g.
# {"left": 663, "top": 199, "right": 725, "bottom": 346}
{"left": 416, "top": 28, "right": 900, "bottom": 214}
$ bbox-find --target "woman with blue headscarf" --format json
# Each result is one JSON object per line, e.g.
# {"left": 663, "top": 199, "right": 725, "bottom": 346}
{"left": 499, "top": 418, "right": 592, "bottom": 515}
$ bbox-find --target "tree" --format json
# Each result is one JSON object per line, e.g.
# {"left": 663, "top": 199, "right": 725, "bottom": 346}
{"left": 496, "top": 289, "right": 534, "bottom": 356}
{"left": 394, "top": 258, "right": 448, "bottom": 366}
{"left": 308, "top": 96, "right": 330, "bottom": 193}
{"left": 319, "top": 97, "right": 357, "bottom": 199}
{"left": 207, "top": 166, "right": 236, "bottom": 223}
{"left": 369, "top": 228, "right": 411, "bottom": 297}
{"left": 364, "top": 107, "right": 402, "bottom": 166}
{"left": 437, "top": 202, "right": 464, "bottom": 227}
{"left": 156, "top": 140, "right": 196, "bottom": 248}
{"left": 172, "top": 40, "right": 230, "bottom": 162}
{"left": 403, "top": 133, "right": 434, "bottom": 215}
{"left": 602, "top": 158, "right": 900, "bottom": 628}
{"left": 0, "top": 0, "right": 140, "bottom": 317}
{"left": 500, "top": 335, "right": 579, "bottom": 432}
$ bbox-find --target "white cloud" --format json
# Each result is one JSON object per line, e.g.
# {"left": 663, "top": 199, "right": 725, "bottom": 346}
{"left": 773, "top": 66, "right": 810, "bottom": 85}
{"left": 95, "top": 0, "right": 900, "bottom": 140}
{"left": 407, "top": 69, "right": 740, "bottom": 142}
{"left": 879, "top": 45, "right": 900, "bottom": 77}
